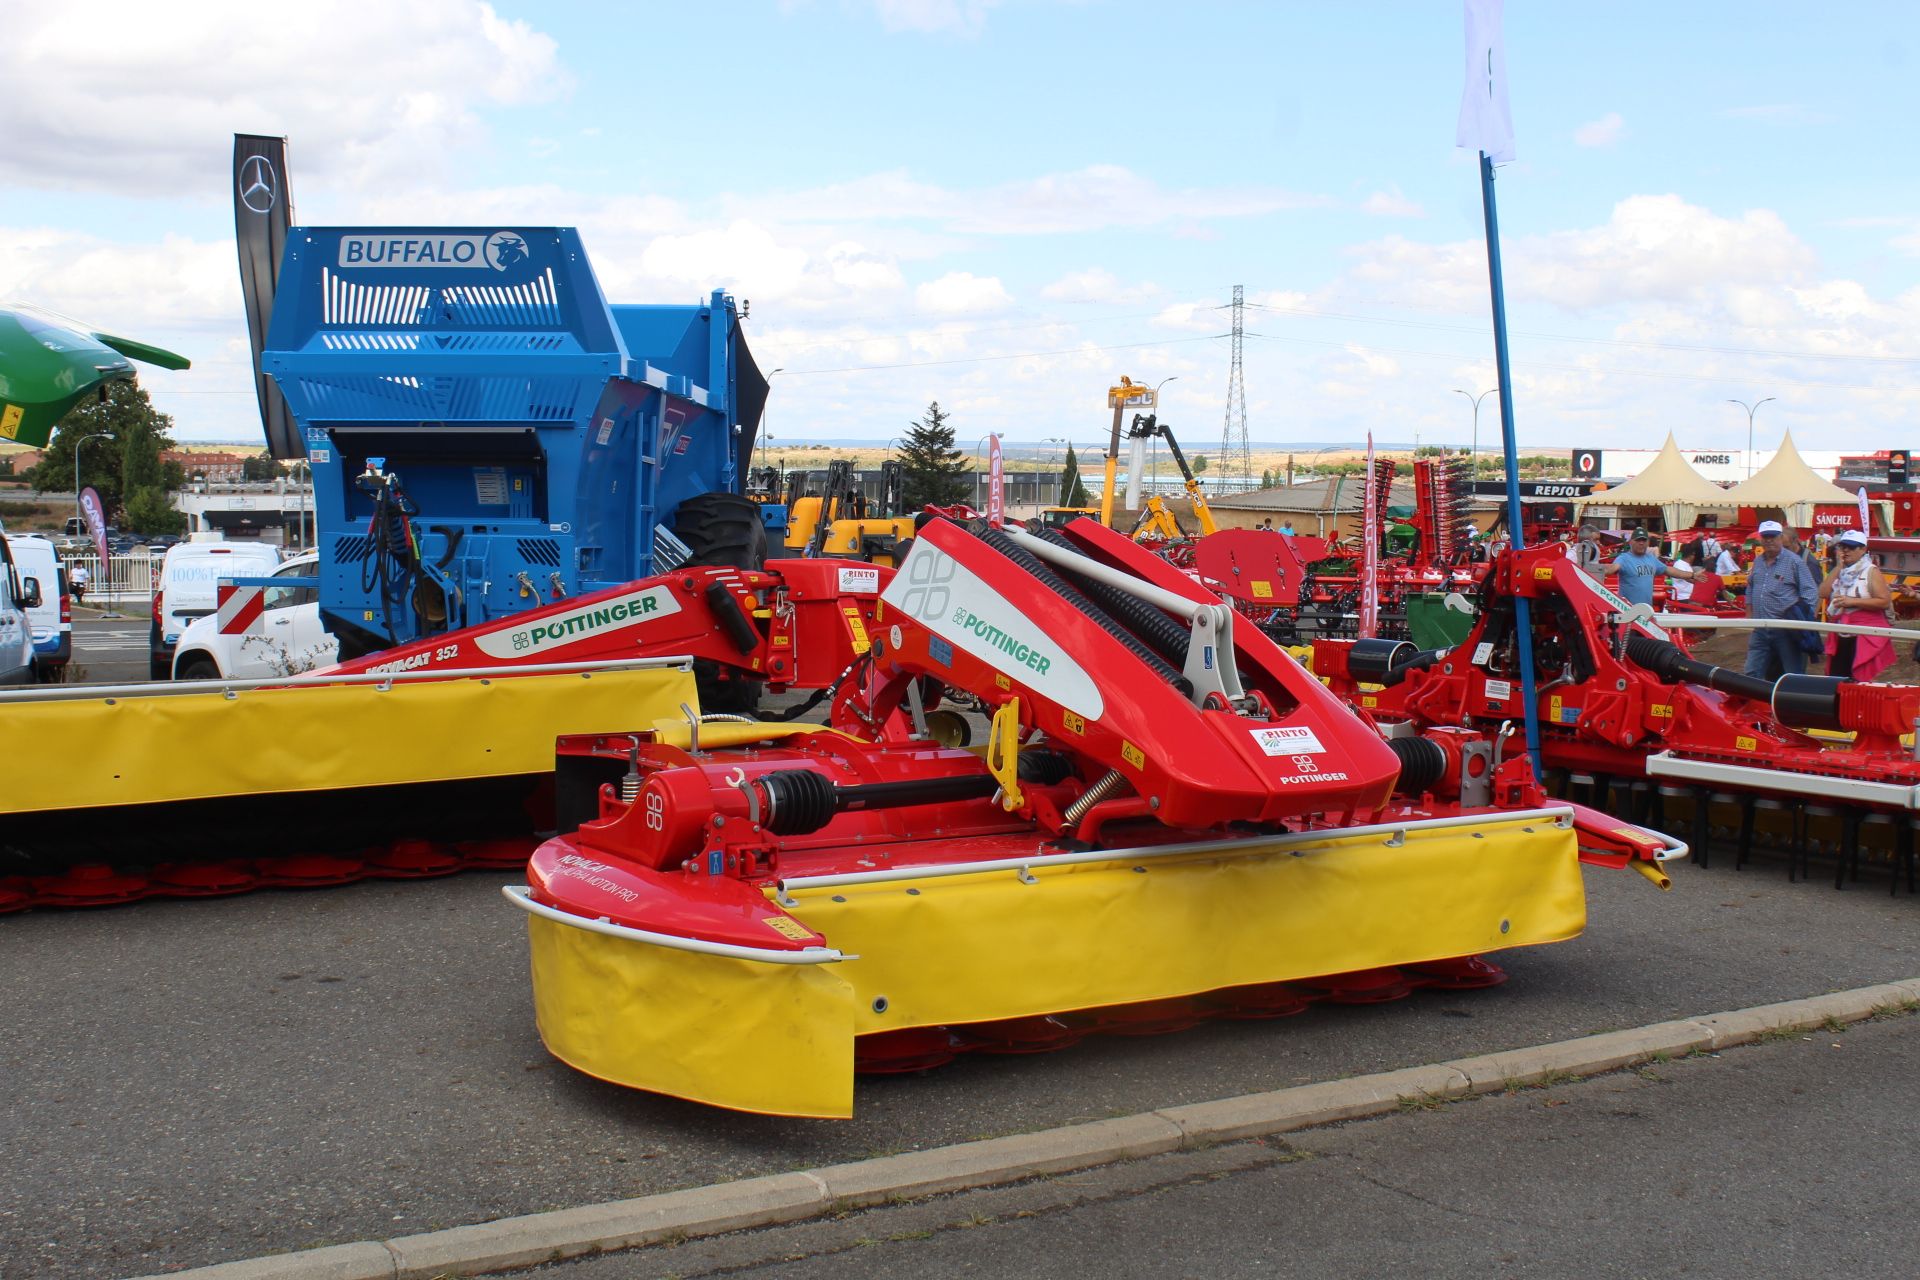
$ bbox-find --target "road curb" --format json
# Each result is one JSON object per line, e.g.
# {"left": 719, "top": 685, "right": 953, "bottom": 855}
{"left": 126, "top": 979, "right": 1920, "bottom": 1280}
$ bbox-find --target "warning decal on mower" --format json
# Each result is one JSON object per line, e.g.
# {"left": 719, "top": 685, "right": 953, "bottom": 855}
{"left": 1249, "top": 725, "right": 1327, "bottom": 757}
{"left": 473, "top": 587, "right": 681, "bottom": 660}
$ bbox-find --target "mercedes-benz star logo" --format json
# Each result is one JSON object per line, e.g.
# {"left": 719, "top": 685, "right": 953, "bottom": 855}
{"left": 238, "top": 155, "right": 277, "bottom": 214}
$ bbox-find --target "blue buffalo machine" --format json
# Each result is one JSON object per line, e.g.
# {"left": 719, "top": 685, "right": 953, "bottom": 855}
{"left": 261, "top": 227, "right": 769, "bottom": 658}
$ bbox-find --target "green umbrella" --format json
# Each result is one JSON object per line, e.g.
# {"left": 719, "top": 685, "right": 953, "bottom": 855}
{"left": 0, "top": 307, "right": 189, "bottom": 447}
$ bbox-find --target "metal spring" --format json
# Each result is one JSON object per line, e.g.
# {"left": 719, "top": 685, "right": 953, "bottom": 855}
{"left": 1062, "top": 769, "right": 1130, "bottom": 828}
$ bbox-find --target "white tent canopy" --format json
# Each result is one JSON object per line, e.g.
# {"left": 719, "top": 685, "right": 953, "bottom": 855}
{"left": 1722, "top": 430, "right": 1869, "bottom": 524}
{"left": 1573, "top": 433, "right": 1734, "bottom": 530}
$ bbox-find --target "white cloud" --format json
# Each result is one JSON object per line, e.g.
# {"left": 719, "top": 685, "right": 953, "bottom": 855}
{"left": 1574, "top": 112, "right": 1625, "bottom": 148}
{"left": 736, "top": 165, "right": 1329, "bottom": 236}
{"left": 1345, "top": 194, "right": 1815, "bottom": 312}
{"left": 873, "top": 0, "right": 1002, "bottom": 35}
{"left": 0, "top": 1, "right": 569, "bottom": 195}
{"left": 1718, "top": 104, "right": 1835, "bottom": 125}
{"left": 0, "top": 227, "right": 236, "bottom": 330}
{"left": 914, "top": 271, "right": 1013, "bottom": 314}
{"left": 1360, "top": 187, "right": 1425, "bottom": 218}
{"left": 1040, "top": 268, "right": 1159, "bottom": 304}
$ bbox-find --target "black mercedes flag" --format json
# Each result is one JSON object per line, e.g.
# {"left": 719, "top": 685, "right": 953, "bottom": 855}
{"left": 233, "top": 134, "right": 298, "bottom": 458}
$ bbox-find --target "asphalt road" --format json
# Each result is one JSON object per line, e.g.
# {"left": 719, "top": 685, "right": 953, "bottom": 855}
{"left": 549, "top": 1012, "right": 1920, "bottom": 1280}
{"left": 63, "top": 611, "right": 154, "bottom": 685}
{"left": 4, "top": 852, "right": 1919, "bottom": 1278}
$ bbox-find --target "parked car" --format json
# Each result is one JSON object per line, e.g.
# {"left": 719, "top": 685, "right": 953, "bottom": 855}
{"left": 171, "top": 553, "right": 335, "bottom": 680}
{"left": 0, "top": 520, "right": 44, "bottom": 685}
{"left": 150, "top": 538, "right": 281, "bottom": 679}
{"left": 4, "top": 533, "right": 70, "bottom": 681}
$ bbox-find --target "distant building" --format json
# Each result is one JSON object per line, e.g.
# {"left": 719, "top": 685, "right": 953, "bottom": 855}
{"left": 1, "top": 447, "right": 46, "bottom": 474}
{"left": 163, "top": 450, "right": 247, "bottom": 482}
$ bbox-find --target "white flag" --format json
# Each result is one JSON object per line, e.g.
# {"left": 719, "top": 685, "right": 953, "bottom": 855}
{"left": 1859, "top": 486, "right": 1871, "bottom": 534}
{"left": 1456, "top": 0, "right": 1515, "bottom": 162}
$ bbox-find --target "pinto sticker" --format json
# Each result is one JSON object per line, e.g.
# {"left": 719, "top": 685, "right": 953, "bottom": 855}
{"left": 1250, "top": 725, "right": 1328, "bottom": 757}
{"left": 473, "top": 587, "right": 680, "bottom": 659}
{"left": 837, "top": 566, "right": 881, "bottom": 595}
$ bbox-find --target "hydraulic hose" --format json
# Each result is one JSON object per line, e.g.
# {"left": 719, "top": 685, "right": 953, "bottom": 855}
{"left": 1029, "top": 527, "right": 1196, "bottom": 667}
{"left": 975, "top": 525, "right": 1186, "bottom": 688}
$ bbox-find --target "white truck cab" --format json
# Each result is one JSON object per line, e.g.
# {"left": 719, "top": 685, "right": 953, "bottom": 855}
{"left": 170, "top": 553, "right": 337, "bottom": 679}
{"left": 151, "top": 538, "right": 281, "bottom": 679}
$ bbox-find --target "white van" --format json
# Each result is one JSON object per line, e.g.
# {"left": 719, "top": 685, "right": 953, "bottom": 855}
{"left": 5, "top": 534, "right": 70, "bottom": 681}
{"left": 150, "top": 539, "right": 281, "bottom": 679}
{"left": 0, "top": 521, "right": 44, "bottom": 685}
{"left": 171, "top": 553, "right": 337, "bottom": 680}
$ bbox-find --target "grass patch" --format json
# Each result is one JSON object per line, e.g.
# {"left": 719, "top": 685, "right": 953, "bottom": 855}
{"left": 1396, "top": 1091, "right": 1449, "bottom": 1112}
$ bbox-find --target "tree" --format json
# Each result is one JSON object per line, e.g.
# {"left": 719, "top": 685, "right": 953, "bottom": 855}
{"left": 242, "top": 455, "right": 282, "bottom": 482}
{"left": 124, "top": 486, "right": 186, "bottom": 535}
{"left": 1060, "top": 444, "right": 1092, "bottom": 509}
{"left": 1192, "top": 454, "right": 1209, "bottom": 474}
{"left": 899, "top": 401, "right": 971, "bottom": 510}
{"left": 1260, "top": 468, "right": 1275, "bottom": 489}
{"left": 30, "top": 379, "right": 178, "bottom": 519}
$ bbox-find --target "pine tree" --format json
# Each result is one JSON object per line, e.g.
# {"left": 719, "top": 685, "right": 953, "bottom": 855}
{"left": 899, "top": 400, "right": 971, "bottom": 510}
{"left": 1060, "top": 444, "right": 1092, "bottom": 508}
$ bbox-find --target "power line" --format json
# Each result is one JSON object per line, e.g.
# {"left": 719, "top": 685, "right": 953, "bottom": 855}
{"left": 778, "top": 332, "right": 1227, "bottom": 376}
{"left": 1240, "top": 329, "right": 1904, "bottom": 391}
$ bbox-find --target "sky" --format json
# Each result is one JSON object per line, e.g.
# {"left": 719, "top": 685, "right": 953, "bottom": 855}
{"left": 3, "top": 0, "right": 1919, "bottom": 462}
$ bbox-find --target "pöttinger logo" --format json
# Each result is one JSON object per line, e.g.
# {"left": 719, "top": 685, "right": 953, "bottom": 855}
{"left": 899, "top": 545, "right": 955, "bottom": 620}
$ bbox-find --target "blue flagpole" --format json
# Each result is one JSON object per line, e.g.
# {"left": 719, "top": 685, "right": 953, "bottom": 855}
{"left": 1478, "top": 150, "right": 1544, "bottom": 781}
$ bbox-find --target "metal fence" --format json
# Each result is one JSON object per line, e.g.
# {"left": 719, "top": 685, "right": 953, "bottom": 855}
{"left": 59, "top": 550, "right": 159, "bottom": 615}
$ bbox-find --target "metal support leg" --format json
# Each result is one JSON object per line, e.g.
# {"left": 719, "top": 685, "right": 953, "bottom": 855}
{"left": 1736, "top": 794, "right": 1757, "bottom": 872}
{"left": 1837, "top": 808, "right": 1862, "bottom": 891}
{"left": 1692, "top": 788, "right": 1713, "bottom": 871}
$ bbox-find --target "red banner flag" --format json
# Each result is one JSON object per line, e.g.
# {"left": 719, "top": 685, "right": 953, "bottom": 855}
{"left": 1359, "top": 435, "right": 1380, "bottom": 639}
{"left": 988, "top": 433, "right": 1005, "bottom": 528}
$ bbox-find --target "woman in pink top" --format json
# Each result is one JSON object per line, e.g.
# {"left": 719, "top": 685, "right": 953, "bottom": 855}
{"left": 1819, "top": 530, "right": 1894, "bottom": 681}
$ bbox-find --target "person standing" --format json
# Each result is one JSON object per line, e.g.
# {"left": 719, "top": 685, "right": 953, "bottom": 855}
{"left": 69, "top": 561, "right": 89, "bottom": 604}
{"left": 1571, "top": 524, "right": 1605, "bottom": 579}
{"left": 1701, "top": 530, "right": 1723, "bottom": 564}
{"left": 1819, "top": 529, "right": 1894, "bottom": 681}
{"left": 1713, "top": 541, "right": 1742, "bottom": 577}
{"left": 1602, "top": 528, "right": 1694, "bottom": 607}
{"left": 1743, "top": 519, "right": 1820, "bottom": 680}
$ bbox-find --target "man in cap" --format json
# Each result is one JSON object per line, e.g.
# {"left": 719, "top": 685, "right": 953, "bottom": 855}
{"left": 1744, "top": 519, "right": 1820, "bottom": 680}
{"left": 1602, "top": 528, "right": 1693, "bottom": 608}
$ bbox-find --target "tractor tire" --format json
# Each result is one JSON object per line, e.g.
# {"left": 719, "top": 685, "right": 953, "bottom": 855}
{"left": 673, "top": 492, "right": 769, "bottom": 716}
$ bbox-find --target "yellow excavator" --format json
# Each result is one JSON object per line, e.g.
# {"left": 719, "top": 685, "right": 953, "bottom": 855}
{"left": 1125, "top": 412, "right": 1219, "bottom": 542}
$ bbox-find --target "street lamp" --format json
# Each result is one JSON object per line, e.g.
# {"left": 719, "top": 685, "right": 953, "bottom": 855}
{"left": 1149, "top": 376, "right": 1178, "bottom": 495}
{"left": 289, "top": 459, "right": 312, "bottom": 551}
{"left": 1454, "top": 388, "right": 1496, "bottom": 479}
{"left": 1727, "top": 397, "right": 1775, "bottom": 478}
{"left": 759, "top": 368, "right": 785, "bottom": 469}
